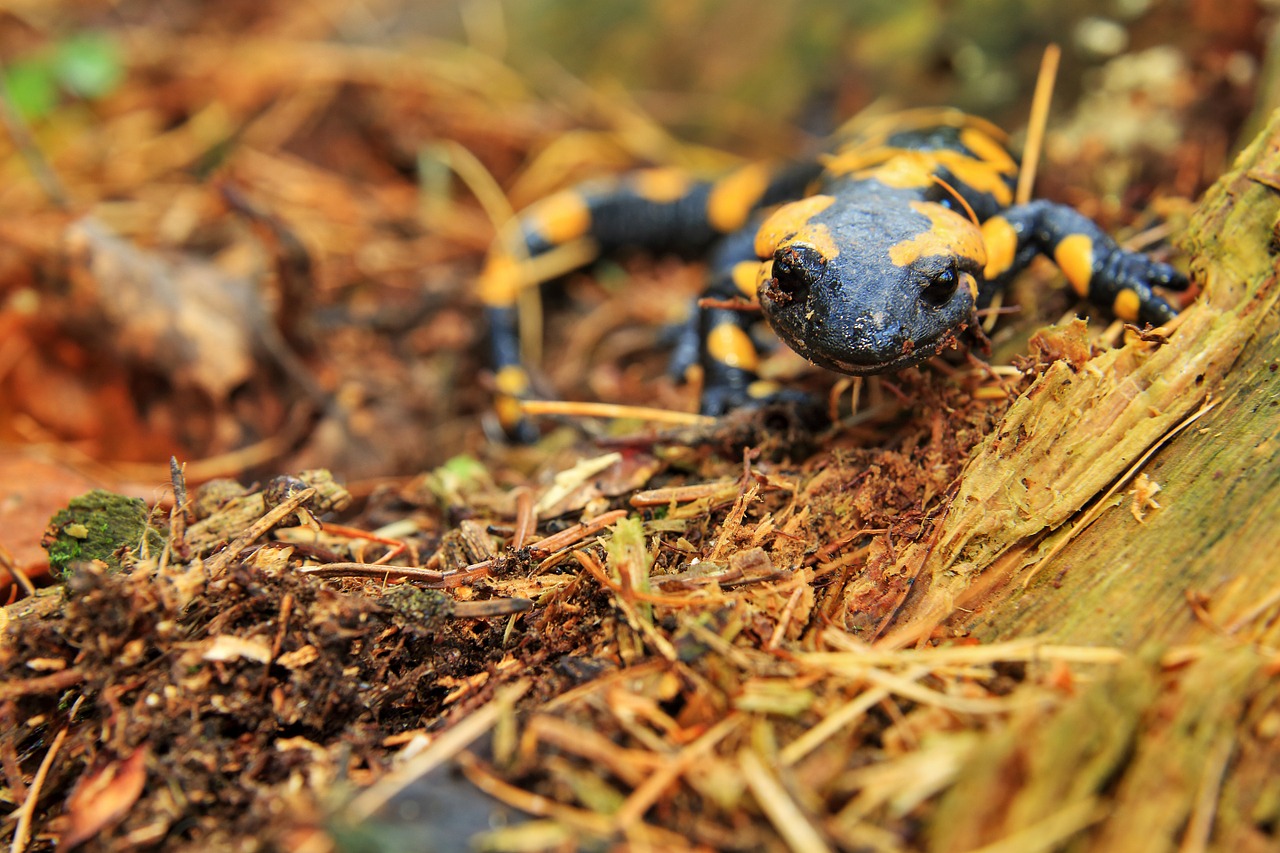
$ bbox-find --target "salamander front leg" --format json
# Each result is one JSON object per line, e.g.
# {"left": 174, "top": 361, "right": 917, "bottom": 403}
{"left": 981, "top": 200, "right": 1188, "bottom": 326}
{"left": 683, "top": 228, "right": 810, "bottom": 416}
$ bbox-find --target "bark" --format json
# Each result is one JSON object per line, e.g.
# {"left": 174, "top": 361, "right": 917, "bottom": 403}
{"left": 904, "top": 108, "right": 1280, "bottom": 853}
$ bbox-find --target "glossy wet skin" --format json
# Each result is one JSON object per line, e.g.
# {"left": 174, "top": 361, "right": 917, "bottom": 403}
{"left": 482, "top": 110, "right": 1188, "bottom": 437}
{"left": 755, "top": 189, "right": 986, "bottom": 375}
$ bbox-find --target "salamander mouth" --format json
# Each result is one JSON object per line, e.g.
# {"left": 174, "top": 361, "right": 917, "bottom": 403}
{"left": 760, "top": 290, "right": 963, "bottom": 376}
{"left": 785, "top": 333, "right": 944, "bottom": 376}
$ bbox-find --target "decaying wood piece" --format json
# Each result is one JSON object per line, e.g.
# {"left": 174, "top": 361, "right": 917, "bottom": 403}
{"left": 897, "top": 113, "right": 1280, "bottom": 852}
{"left": 877, "top": 110, "right": 1280, "bottom": 649}
{"left": 926, "top": 645, "right": 1280, "bottom": 853}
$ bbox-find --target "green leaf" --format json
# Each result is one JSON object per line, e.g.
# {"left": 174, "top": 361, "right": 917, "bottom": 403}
{"left": 54, "top": 32, "right": 123, "bottom": 99}
{"left": 440, "top": 454, "right": 489, "bottom": 482}
{"left": 3, "top": 61, "right": 58, "bottom": 120}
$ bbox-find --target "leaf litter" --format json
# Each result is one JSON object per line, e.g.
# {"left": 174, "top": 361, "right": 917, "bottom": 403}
{"left": 0, "top": 2, "right": 1272, "bottom": 852}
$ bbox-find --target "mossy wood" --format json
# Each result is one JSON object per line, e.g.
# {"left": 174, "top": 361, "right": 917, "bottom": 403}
{"left": 900, "top": 112, "right": 1280, "bottom": 850}
{"left": 872, "top": 110, "right": 1280, "bottom": 648}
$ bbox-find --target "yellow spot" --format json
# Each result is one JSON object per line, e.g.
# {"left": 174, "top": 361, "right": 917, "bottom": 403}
{"left": 478, "top": 254, "right": 522, "bottom": 307}
{"left": 981, "top": 215, "right": 1019, "bottom": 279}
{"left": 963, "top": 272, "right": 979, "bottom": 300}
{"left": 754, "top": 195, "right": 836, "bottom": 258}
{"left": 826, "top": 146, "right": 1014, "bottom": 207}
{"left": 959, "top": 127, "right": 1018, "bottom": 174}
{"left": 495, "top": 394, "right": 525, "bottom": 431}
{"left": 707, "top": 324, "right": 758, "bottom": 371}
{"left": 747, "top": 380, "right": 781, "bottom": 399}
{"left": 836, "top": 108, "right": 1009, "bottom": 147}
{"left": 731, "top": 261, "right": 762, "bottom": 298}
{"left": 630, "top": 168, "right": 693, "bottom": 203}
{"left": 495, "top": 365, "right": 531, "bottom": 396}
{"left": 1054, "top": 234, "right": 1095, "bottom": 297}
{"left": 888, "top": 202, "right": 987, "bottom": 268}
{"left": 778, "top": 223, "right": 840, "bottom": 264}
{"left": 527, "top": 191, "right": 591, "bottom": 245}
{"left": 1113, "top": 289, "right": 1141, "bottom": 322}
{"left": 708, "top": 163, "right": 772, "bottom": 232}
{"left": 755, "top": 259, "right": 774, "bottom": 295}
{"left": 936, "top": 151, "right": 1014, "bottom": 205}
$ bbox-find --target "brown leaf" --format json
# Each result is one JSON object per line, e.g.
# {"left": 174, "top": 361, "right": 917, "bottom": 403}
{"left": 534, "top": 451, "right": 663, "bottom": 518}
{"left": 61, "top": 746, "right": 149, "bottom": 849}
{"left": 63, "top": 217, "right": 267, "bottom": 400}
{"left": 0, "top": 450, "right": 101, "bottom": 582}
{"left": 203, "top": 634, "right": 273, "bottom": 663}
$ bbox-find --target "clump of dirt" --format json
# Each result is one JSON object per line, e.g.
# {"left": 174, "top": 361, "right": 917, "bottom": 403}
{"left": 2, "top": 553, "right": 532, "bottom": 848}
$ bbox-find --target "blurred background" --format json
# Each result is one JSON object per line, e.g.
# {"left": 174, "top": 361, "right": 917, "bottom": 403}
{"left": 0, "top": 0, "right": 1270, "bottom": 565}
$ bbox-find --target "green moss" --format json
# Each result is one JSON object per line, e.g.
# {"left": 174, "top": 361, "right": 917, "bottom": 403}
{"left": 43, "top": 489, "right": 162, "bottom": 579}
{"left": 381, "top": 585, "right": 454, "bottom": 622}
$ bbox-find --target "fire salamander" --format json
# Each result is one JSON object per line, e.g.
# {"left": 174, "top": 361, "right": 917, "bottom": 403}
{"left": 477, "top": 108, "right": 1188, "bottom": 439}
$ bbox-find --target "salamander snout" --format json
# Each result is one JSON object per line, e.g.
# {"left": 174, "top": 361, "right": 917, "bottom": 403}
{"left": 758, "top": 242, "right": 981, "bottom": 376}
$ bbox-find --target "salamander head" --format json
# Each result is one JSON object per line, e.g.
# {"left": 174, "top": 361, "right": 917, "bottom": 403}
{"left": 754, "top": 194, "right": 985, "bottom": 374}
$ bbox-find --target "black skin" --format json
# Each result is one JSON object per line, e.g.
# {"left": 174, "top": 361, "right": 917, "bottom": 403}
{"left": 482, "top": 114, "right": 1189, "bottom": 435}
{"left": 757, "top": 190, "right": 983, "bottom": 377}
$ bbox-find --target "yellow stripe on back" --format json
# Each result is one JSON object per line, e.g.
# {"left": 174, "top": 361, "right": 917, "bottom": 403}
{"left": 959, "top": 127, "right": 1018, "bottom": 175}
{"left": 527, "top": 191, "right": 592, "bottom": 245}
{"left": 888, "top": 201, "right": 986, "bottom": 268}
{"left": 708, "top": 163, "right": 772, "bottom": 233}
{"left": 754, "top": 195, "right": 836, "bottom": 258}
{"left": 825, "top": 143, "right": 1015, "bottom": 207}
{"left": 836, "top": 107, "right": 1009, "bottom": 146}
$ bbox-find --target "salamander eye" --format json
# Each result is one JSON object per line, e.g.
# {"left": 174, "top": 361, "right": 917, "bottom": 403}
{"left": 921, "top": 262, "right": 960, "bottom": 306}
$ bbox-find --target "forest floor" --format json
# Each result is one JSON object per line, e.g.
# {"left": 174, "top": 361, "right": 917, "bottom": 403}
{"left": 0, "top": 2, "right": 1274, "bottom": 851}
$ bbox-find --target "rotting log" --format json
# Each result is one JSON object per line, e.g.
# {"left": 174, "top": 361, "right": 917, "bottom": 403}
{"left": 875, "top": 109, "right": 1280, "bottom": 651}
{"left": 880, "top": 112, "right": 1280, "bottom": 852}
{"left": 925, "top": 644, "right": 1280, "bottom": 853}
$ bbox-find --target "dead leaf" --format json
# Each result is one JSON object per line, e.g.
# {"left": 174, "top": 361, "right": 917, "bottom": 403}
{"left": 61, "top": 746, "right": 148, "bottom": 848}
{"left": 203, "top": 634, "right": 273, "bottom": 664}
{"left": 25, "top": 657, "right": 67, "bottom": 671}
{"left": 535, "top": 451, "right": 662, "bottom": 518}
{"left": 277, "top": 644, "right": 319, "bottom": 670}
{"left": 0, "top": 449, "right": 106, "bottom": 586}
{"left": 1024, "top": 319, "right": 1093, "bottom": 371}
{"left": 1129, "top": 473, "right": 1163, "bottom": 523}
{"left": 63, "top": 217, "right": 267, "bottom": 400}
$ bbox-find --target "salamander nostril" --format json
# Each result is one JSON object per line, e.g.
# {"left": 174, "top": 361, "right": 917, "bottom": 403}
{"left": 766, "top": 246, "right": 819, "bottom": 305}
